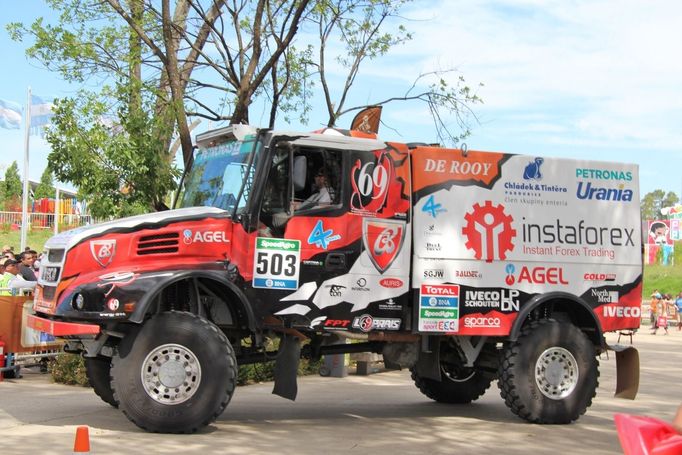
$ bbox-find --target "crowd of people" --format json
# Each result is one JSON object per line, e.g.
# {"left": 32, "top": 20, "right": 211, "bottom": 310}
{"left": 0, "top": 245, "right": 39, "bottom": 296}
{"left": 649, "top": 289, "right": 682, "bottom": 334}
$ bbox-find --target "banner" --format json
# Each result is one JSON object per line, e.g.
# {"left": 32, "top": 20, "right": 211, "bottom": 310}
{"left": 0, "top": 98, "right": 22, "bottom": 129}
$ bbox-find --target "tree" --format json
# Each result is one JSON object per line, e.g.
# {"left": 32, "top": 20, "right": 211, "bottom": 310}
{"left": 3, "top": 161, "right": 22, "bottom": 212}
{"left": 9, "top": 0, "right": 481, "bottom": 216}
{"left": 641, "top": 190, "right": 679, "bottom": 220}
{"left": 34, "top": 167, "right": 56, "bottom": 199}
{"left": 309, "top": 0, "right": 481, "bottom": 143}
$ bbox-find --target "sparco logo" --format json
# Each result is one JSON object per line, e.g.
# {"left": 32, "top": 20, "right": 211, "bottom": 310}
{"left": 464, "top": 316, "right": 501, "bottom": 328}
{"left": 352, "top": 314, "right": 401, "bottom": 332}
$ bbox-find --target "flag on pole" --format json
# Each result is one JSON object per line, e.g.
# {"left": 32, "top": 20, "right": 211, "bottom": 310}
{"left": 30, "top": 95, "right": 54, "bottom": 136}
{"left": 0, "top": 98, "right": 22, "bottom": 129}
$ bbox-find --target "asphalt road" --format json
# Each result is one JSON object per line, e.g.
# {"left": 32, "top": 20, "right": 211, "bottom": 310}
{"left": 1, "top": 330, "right": 680, "bottom": 455}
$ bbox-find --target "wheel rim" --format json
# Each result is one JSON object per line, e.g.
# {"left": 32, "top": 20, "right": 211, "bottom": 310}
{"left": 534, "top": 347, "right": 579, "bottom": 400}
{"left": 141, "top": 343, "right": 202, "bottom": 405}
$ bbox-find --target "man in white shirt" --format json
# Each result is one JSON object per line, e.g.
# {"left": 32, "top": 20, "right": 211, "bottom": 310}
{"left": 0, "top": 259, "right": 36, "bottom": 295}
{"left": 298, "top": 167, "right": 335, "bottom": 210}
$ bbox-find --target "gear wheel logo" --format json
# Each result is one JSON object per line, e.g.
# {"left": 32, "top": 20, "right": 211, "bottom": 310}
{"left": 462, "top": 201, "right": 516, "bottom": 262}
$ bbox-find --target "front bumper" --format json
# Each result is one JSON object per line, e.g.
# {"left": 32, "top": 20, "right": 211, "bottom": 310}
{"left": 27, "top": 314, "right": 100, "bottom": 337}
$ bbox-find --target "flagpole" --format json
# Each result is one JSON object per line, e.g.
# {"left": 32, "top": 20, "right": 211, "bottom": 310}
{"left": 20, "top": 87, "right": 32, "bottom": 252}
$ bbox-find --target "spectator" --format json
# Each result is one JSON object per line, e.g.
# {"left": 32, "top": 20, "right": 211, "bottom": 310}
{"left": 0, "top": 259, "right": 36, "bottom": 295}
{"left": 2, "top": 245, "right": 13, "bottom": 255}
{"left": 18, "top": 250, "right": 38, "bottom": 281}
{"left": 651, "top": 292, "right": 670, "bottom": 335}
{"left": 675, "top": 292, "right": 682, "bottom": 331}
{"left": 650, "top": 290, "right": 662, "bottom": 334}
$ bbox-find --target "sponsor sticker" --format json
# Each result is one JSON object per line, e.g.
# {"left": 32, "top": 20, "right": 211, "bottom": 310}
{"left": 418, "top": 284, "right": 459, "bottom": 332}
{"left": 352, "top": 314, "right": 401, "bottom": 332}
{"left": 252, "top": 237, "right": 301, "bottom": 290}
{"left": 90, "top": 239, "right": 116, "bottom": 267}
{"left": 307, "top": 220, "right": 341, "bottom": 249}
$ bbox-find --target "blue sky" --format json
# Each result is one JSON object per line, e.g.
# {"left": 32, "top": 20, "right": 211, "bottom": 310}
{"left": 1, "top": 0, "right": 681, "bottom": 199}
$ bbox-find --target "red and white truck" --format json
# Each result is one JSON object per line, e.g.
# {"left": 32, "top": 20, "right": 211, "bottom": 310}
{"left": 28, "top": 123, "right": 641, "bottom": 433}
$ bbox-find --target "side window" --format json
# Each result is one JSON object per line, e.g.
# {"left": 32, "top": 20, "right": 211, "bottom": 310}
{"left": 294, "top": 149, "right": 342, "bottom": 212}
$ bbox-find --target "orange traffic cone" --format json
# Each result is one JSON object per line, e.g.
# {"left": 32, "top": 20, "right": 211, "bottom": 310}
{"left": 73, "top": 426, "right": 90, "bottom": 453}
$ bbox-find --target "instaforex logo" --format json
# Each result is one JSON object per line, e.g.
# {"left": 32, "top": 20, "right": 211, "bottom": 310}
{"left": 503, "top": 157, "right": 568, "bottom": 208}
{"left": 462, "top": 201, "right": 516, "bottom": 262}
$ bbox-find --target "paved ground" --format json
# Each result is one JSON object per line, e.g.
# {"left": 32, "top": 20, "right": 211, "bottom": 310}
{"left": 1, "top": 329, "right": 681, "bottom": 455}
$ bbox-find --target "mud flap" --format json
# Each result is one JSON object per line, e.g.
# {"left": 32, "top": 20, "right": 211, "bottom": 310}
{"left": 608, "top": 343, "right": 639, "bottom": 400}
{"left": 414, "top": 339, "right": 441, "bottom": 381}
{"left": 272, "top": 334, "right": 301, "bottom": 401}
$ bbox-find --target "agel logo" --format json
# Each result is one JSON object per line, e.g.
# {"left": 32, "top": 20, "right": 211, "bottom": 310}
{"left": 505, "top": 263, "right": 568, "bottom": 285}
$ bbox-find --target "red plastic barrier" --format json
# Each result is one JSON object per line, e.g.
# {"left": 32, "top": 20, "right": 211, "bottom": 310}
{"left": 615, "top": 413, "right": 682, "bottom": 455}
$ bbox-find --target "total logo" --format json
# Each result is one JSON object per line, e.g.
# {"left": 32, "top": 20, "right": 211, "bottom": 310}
{"left": 464, "top": 316, "right": 501, "bottom": 328}
{"left": 505, "top": 264, "right": 569, "bottom": 286}
{"left": 352, "top": 314, "right": 401, "bottom": 332}
{"left": 183, "top": 229, "right": 230, "bottom": 244}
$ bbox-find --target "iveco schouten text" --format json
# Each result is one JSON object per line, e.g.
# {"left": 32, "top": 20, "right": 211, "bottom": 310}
{"left": 29, "top": 123, "right": 642, "bottom": 433}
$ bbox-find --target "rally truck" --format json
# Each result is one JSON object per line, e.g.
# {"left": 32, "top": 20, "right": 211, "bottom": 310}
{"left": 28, "top": 121, "right": 642, "bottom": 433}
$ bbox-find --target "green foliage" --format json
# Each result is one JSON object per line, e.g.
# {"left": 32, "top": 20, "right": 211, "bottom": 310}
{"left": 3, "top": 161, "right": 23, "bottom": 211}
{"left": 46, "top": 88, "right": 179, "bottom": 218}
{"left": 641, "top": 190, "right": 679, "bottom": 220}
{"left": 34, "top": 167, "right": 56, "bottom": 199}
{"left": 49, "top": 353, "right": 89, "bottom": 386}
{"left": 0, "top": 229, "right": 56, "bottom": 253}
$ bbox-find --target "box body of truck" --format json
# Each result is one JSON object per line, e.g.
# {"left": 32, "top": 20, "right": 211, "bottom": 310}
{"left": 27, "top": 125, "right": 641, "bottom": 433}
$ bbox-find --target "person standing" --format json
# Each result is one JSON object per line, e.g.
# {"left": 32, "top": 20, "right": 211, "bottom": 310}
{"left": 650, "top": 290, "right": 662, "bottom": 334}
{"left": 17, "top": 250, "right": 38, "bottom": 281}
{"left": 0, "top": 259, "right": 36, "bottom": 295}
{"left": 675, "top": 292, "right": 682, "bottom": 331}
{"left": 652, "top": 292, "right": 670, "bottom": 335}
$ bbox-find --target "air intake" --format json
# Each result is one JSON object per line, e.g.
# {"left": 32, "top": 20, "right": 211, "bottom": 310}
{"left": 137, "top": 232, "right": 180, "bottom": 255}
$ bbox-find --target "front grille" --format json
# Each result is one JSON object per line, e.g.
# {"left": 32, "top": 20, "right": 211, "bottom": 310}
{"left": 137, "top": 232, "right": 179, "bottom": 255}
{"left": 42, "top": 285, "right": 57, "bottom": 301}
{"left": 47, "top": 248, "right": 65, "bottom": 262}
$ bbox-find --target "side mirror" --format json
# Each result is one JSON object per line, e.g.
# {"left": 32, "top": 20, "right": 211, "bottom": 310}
{"left": 293, "top": 156, "right": 307, "bottom": 191}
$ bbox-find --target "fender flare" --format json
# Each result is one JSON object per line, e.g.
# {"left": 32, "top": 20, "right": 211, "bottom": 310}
{"left": 128, "top": 270, "right": 257, "bottom": 332}
{"left": 509, "top": 291, "right": 604, "bottom": 347}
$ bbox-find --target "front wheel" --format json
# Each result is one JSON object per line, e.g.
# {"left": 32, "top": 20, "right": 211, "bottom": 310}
{"left": 85, "top": 356, "right": 118, "bottom": 408}
{"left": 111, "top": 312, "right": 237, "bottom": 433}
{"left": 498, "top": 319, "right": 599, "bottom": 424}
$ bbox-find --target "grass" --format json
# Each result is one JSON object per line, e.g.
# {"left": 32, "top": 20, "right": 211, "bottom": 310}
{"left": 0, "top": 229, "right": 57, "bottom": 254}
{"left": 643, "top": 242, "right": 682, "bottom": 298}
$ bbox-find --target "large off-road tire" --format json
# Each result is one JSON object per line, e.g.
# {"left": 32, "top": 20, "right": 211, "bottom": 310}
{"left": 411, "top": 364, "right": 493, "bottom": 404}
{"left": 498, "top": 319, "right": 599, "bottom": 424}
{"left": 111, "top": 311, "right": 237, "bottom": 433}
{"left": 85, "top": 356, "right": 118, "bottom": 408}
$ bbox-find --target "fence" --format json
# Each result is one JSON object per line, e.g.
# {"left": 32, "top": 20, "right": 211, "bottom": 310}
{"left": 0, "top": 211, "right": 93, "bottom": 232}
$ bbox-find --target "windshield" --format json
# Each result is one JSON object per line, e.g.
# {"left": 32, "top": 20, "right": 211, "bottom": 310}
{"left": 180, "top": 136, "right": 261, "bottom": 213}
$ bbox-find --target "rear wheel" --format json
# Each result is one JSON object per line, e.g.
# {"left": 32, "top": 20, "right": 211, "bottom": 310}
{"left": 498, "top": 319, "right": 599, "bottom": 424}
{"left": 85, "top": 356, "right": 118, "bottom": 408}
{"left": 411, "top": 364, "right": 493, "bottom": 404}
{"left": 111, "top": 312, "right": 237, "bottom": 433}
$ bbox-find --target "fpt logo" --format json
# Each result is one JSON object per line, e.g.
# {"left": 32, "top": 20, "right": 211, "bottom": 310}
{"left": 462, "top": 201, "right": 516, "bottom": 262}
{"left": 363, "top": 219, "right": 405, "bottom": 273}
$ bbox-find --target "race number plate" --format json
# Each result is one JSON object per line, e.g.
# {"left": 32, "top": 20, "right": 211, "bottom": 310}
{"left": 252, "top": 238, "right": 301, "bottom": 290}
